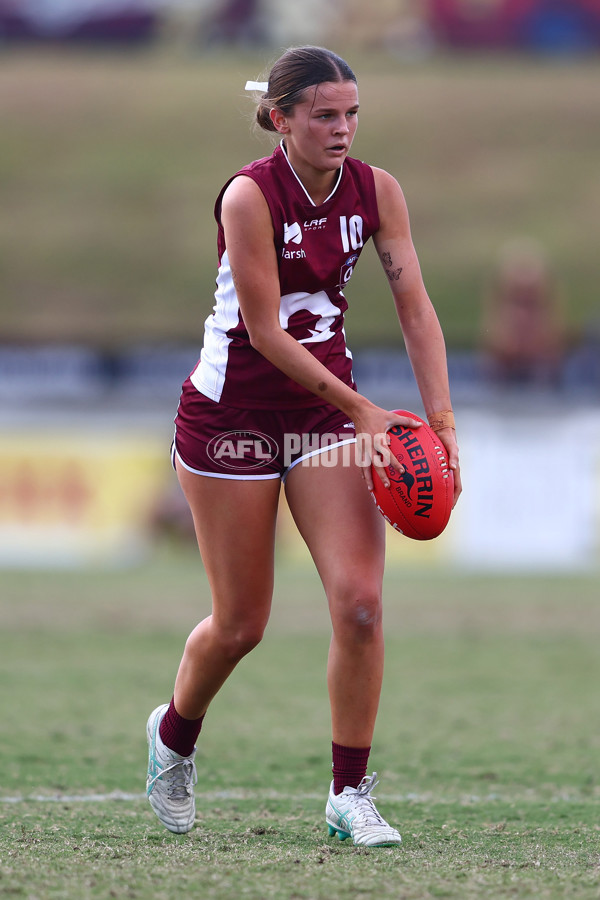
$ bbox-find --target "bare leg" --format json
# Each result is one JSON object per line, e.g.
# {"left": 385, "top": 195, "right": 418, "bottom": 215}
{"left": 284, "top": 454, "right": 386, "bottom": 747}
{"left": 174, "top": 461, "right": 281, "bottom": 719}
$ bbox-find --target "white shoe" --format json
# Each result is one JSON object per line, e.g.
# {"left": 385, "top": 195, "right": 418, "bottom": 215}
{"left": 326, "top": 773, "right": 402, "bottom": 847}
{"left": 146, "top": 703, "right": 197, "bottom": 834}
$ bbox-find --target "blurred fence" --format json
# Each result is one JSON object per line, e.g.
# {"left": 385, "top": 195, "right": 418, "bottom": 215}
{"left": 1, "top": 345, "right": 598, "bottom": 572}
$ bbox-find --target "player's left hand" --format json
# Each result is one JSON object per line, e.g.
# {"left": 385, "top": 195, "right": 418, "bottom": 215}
{"left": 352, "top": 405, "right": 422, "bottom": 493}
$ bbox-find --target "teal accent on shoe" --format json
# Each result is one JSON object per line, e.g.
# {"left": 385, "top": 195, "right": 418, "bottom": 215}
{"left": 328, "top": 799, "right": 355, "bottom": 833}
{"left": 328, "top": 824, "right": 350, "bottom": 840}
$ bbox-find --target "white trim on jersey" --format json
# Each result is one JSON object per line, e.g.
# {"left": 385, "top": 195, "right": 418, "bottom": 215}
{"left": 191, "top": 249, "right": 238, "bottom": 402}
{"left": 341, "top": 325, "right": 354, "bottom": 360}
{"left": 280, "top": 139, "right": 343, "bottom": 207}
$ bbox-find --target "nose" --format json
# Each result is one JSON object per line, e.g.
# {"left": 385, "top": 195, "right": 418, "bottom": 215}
{"left": 334, "top": 116, "right": 349, "bottom": 134}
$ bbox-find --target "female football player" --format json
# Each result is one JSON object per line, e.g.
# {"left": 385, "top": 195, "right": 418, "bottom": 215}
{"left": 146, "top": 45, "right": 461, "bottom": 846}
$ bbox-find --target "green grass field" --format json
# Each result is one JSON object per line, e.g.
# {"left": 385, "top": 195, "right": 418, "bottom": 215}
{"left": 1, "top": 549, "right": 599, "bottom": 899}
{"left": 1, "top": 49, "right": 599, "bottom": 348}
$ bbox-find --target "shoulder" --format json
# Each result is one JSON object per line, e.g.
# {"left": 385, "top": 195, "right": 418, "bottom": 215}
{"left": 369, "top": 166, "right": 411, "bottom": 234}
{"left": 236, "top": 145, "right": 289, "bottom": 193}
{"left": 215, "top": 147, "right": 282, "bottom": 221}
{"left": 371, "top": 166, "right": 407, "bottom": 204}
{"left": 344, "top": 155, "right": 377, "bottom": 188}
{"left": 344, "top": 160, "right": 408, "bottom": 218}
{"left": 219, "top": 176, "right": 274, "bottom": 249}
{"left": 220, "top": 173, "right": 271, "bottom": 225}
{"left": 222, "top": 173, "right": 267, "bottom": 205}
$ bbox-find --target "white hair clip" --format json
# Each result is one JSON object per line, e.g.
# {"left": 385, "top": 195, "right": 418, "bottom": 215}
{"left": 245, "top": 80, "right": 268, "bottom": 92}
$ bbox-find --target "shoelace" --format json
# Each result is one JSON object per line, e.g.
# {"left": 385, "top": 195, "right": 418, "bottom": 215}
{"left": 148, "top": 757, "right": 198, "bottom": 799}
{"left": 344, "top": 773, "right": 387, "bottom": 826}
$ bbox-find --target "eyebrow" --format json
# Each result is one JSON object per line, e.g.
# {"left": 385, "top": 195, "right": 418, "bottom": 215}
{"left": 312, "top": 103, "right": 360, "bottom": 114}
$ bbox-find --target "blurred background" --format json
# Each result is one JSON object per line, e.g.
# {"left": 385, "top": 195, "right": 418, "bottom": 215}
{"left": 1, "top": 0, "right": 599, "bottom": 572}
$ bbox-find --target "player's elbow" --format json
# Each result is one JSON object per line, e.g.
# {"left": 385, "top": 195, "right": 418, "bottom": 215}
{"left": 247, "top": 328, "right": 267, "bottom": 355}
{"left": 246, "top": 322, "right": 282, "bottom": 356}
{"left": 246, "top": 325, "right": 265, "bottom": 351}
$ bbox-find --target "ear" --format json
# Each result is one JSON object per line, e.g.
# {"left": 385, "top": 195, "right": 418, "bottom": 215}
{"left": 270, "top": 108, "right": 289, "bottom": 134}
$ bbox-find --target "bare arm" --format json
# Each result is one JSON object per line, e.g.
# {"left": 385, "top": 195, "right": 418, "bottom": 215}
{"left": 221, "top": 175, "right": 420, "bottom": 486}
{"left": 372, "top": 167, "right": 462, "bottom": 504}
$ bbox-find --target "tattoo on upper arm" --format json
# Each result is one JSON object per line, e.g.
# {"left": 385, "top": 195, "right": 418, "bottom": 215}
{"left": 381, "top": 251, "right": 403, "bottom": 283}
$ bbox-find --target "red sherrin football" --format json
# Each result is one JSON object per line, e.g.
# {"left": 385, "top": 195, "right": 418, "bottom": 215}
{"left": 371, "top": 410, "right": 453, "bottom": 541}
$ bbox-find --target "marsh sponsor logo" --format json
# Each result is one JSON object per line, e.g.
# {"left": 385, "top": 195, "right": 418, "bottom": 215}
{"left": 282, "top": 221, "right": 306, "bottom": 260}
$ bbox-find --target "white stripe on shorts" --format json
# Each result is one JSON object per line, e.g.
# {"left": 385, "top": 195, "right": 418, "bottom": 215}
{"left": 282, "top": 437, "right": 357, "bottom": 482}
{"left": 173, "top": 446, "right": 281, "bottom": 480}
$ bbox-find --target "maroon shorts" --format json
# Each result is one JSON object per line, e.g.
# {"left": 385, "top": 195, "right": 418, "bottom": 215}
{"left": 173, "top": 377, "right": 357, "bottom": 480}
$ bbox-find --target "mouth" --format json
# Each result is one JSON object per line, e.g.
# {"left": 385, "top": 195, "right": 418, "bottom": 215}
{"left": 327, "top": 144, "right": 347, "bottom": 154}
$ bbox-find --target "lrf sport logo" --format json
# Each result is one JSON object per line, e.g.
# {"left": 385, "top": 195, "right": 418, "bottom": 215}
{"left": 207, "top": 430, "right": 279, "bottom": 472}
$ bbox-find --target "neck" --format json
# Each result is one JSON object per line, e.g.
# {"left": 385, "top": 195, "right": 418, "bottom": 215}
{"left": 280, "top": 140, "right": 342, "bottom": 207}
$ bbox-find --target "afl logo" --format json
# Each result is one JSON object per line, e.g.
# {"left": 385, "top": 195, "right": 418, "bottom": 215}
{"left": 338, "top": 254, "right": 358, "bottom": 288}
{"left": 207, "top": 430, "right": 279, "bottom": 471}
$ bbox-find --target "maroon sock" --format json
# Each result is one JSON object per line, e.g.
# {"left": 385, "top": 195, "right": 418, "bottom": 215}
{"left": 332, "top": 741, "right": 371, "bottom": 795}
{"left": 159, "top": 697, "right": 205, "bottom": 758}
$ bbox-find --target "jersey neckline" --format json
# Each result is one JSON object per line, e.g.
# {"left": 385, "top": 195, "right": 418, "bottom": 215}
{"left": 279, "top": 140, "right": 343, "bottom": 208}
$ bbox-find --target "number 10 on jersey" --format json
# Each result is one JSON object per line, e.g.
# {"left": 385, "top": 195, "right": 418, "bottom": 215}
{"left": 340, "top": 215, "right": 364, "bottom": 253}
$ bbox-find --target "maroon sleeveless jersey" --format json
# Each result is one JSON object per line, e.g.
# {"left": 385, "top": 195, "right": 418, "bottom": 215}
{"left": 190, "top": 142, "right": 380, "bottom": 409}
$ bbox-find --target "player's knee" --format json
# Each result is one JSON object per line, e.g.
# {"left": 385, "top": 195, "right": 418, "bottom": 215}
{"left": 352, "top": 598, "right": 383, "bottom": 636}
{"left": 332, "top": 587, "right": 382, "bottom": 640}
{"left": 184, "top": 620, "right": 265, "bottom": 664}
{"left": 216, "top": 623, "right": 265, "bottom": 662}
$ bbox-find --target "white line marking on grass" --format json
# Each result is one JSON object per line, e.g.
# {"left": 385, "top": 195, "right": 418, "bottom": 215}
{"left": 1, "top": 789, "right": 592, "bottom": 805}
{"left": 0, "top": 791, "right": 147, "bottom": 804}
{"left": 0, "top": 791, "right": 315, "bottom": 804}
{"left": 0, "top": 790, "right": 502, "bottom": 805}
{"left": 1, "top": 790, "right": 319, "bottom": 804}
